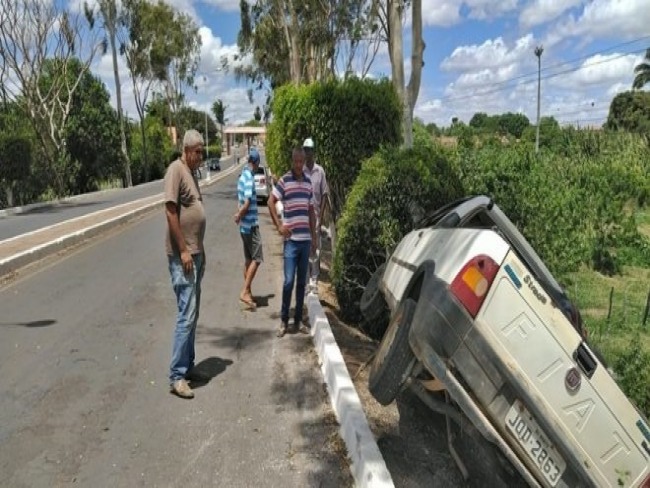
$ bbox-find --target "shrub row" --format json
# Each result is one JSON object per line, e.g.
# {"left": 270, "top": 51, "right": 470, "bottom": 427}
{"left": 266, "top": 78, "right": 402, "bottom": 218}
{"left": 331, "top": 144, "right": 464, "bottom": 330}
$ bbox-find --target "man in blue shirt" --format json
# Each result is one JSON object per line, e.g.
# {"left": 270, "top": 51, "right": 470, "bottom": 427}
{"left": 234, "top": 148, "right": 264, "bottom": 310}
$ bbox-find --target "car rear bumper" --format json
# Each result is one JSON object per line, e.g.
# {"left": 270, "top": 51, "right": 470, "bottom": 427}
{"left": 407, "top": 275, "right": 587, "bottom": 487}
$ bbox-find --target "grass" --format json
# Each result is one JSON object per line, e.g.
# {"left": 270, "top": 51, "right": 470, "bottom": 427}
{"left": 564, "top": 265, "right": 650, "bottom": 355}
{"left": 562, "top": 218, "right": 650, "bottom": 418}
{"left": 98, "top": 179, "right": 124, "bottom": 191}
{"left": 637, "top": 206, "right": 650, "bottom": 238}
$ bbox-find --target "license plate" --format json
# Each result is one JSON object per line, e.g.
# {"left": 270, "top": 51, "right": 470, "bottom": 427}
{"left": 505, "top": 401, "right": 566, "bottom": 486}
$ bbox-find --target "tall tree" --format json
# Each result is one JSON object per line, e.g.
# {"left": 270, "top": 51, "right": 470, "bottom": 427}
{"left": 632, "top": 48, "right": 650, "bottom": 91}
{"left": 212, "top": 98, "right": 227, "bottom": 145}
{"left": 236, "top": 0, "right": 380, "bottom": 87}
{"left": 156, "top": 8, "right": 202, "bottom": 141}
{"left": 120, "top": 0, "right": 160, "bottom": 181}
{"left": 0, "top": 0, "right": 103, "bottom": 196}
{"left": 376, "top": 0, "right": 425, "bottom": 148}
{"left": 84, "top": 0, "right": 133, "bottom": 187}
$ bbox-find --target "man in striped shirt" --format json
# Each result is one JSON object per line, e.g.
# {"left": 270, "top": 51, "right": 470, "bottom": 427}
{"left": 268, "top": 148, "right": 317, "bottom": 337}
{"left": 234, "top": 148, "right": 264, "bottom": 310}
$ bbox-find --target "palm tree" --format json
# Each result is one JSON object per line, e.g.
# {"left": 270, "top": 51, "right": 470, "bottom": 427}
{"left": 632, "top": 48, "right": 650, "bottom": 90}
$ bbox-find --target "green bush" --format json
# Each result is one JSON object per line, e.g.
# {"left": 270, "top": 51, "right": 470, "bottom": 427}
{"left": 266, "top": 78, "right": 402, "bottom": 217}
{"left": 454, "top": 131, "right": 650, "bottom": 275}
{"left": 332, "top": 145, "right": 464, "bottom": 331}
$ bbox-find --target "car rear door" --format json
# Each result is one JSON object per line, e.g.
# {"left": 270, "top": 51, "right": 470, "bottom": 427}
{"left": 478, "top": 251, "right": 650, "bottom": 487}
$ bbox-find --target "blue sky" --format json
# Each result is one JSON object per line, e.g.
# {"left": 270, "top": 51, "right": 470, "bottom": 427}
{"left": 85, "top": 0, "right": 649, "bottom": 128}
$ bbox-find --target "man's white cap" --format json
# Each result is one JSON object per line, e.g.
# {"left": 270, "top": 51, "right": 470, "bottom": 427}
{"left": 302, "top": 137, "right": 315, "bottom": 149}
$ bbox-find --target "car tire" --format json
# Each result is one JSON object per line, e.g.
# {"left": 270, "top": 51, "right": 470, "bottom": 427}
{"left": 368, "top": 298, "right": 417, "bottom": 406}
{"left": 360, "top": 263, "right": 388, "bottom": 323}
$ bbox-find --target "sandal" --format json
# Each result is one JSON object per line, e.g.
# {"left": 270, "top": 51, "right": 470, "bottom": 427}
{"left": 239, "top": 297, "right": 257, "bottom": 310}
{"left": 277, "top": 322, "right": 288, "bottom": 338}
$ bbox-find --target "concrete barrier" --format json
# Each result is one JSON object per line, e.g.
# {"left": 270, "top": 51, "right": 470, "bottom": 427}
{"left": 307, "top": 294, "right": 395, "bottom": 488}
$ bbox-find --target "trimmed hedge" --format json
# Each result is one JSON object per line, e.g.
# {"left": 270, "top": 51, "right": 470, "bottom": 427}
{"left": 332, "top": 145, "right": 464, "bottom": 332}
{"left": 266, "top": 78, "right": 402, "bottom": 217}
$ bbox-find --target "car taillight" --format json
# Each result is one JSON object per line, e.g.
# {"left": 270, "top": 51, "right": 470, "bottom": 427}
{"left": 642, "top": 473, "right": 650, "bottom": 488}
{"left": 450, "top": 255, "right": 500, "bottom": 317}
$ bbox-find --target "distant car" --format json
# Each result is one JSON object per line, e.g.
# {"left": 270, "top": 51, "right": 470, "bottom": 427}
{"left": 363, "top": 195, "right": 650, "bottom": 488}
{"left": 206, "top": 158, "right": 221, "bottom": 171}
{"left": 254, "top": 166, "right": 273, "bottom": 204}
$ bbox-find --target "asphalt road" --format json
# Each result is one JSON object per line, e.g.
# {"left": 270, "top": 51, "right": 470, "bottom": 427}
{"left": 0, "top": 169, "right": 351, "bottom": 487}
{"left": 0, "top": 157, "right": 239, "bottom": 242}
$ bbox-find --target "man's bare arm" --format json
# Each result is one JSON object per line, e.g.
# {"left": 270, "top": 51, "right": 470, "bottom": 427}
{"left": 165, "top": 201, "right": 193, "bottom": 273}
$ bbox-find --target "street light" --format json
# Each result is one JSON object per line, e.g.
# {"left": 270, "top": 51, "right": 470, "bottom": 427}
{"left": 534, "top": 45, "right": 544, "bottom": 153}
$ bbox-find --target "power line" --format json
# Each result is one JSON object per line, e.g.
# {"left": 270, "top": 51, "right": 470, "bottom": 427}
{"left": 438, "top": 43, "right": 648, "bottom": 104}
{"left": 469, "top": 35, "right": 650, "bottom": 91}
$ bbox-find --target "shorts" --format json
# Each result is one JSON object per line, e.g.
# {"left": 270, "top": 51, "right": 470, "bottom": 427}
{"left": 241, "top": 226, "right": 263, "bottom": 263}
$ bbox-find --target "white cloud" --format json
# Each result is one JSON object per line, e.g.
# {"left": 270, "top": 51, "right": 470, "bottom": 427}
{"left": 519, "top": 0, "right": 582, "bottom": 28}
{"left": 550, "top": 52, "right": 641, "bottom": 88}
{"left": 549, "top": 0, "right": 650, "bottom": 43}
{"left": 607, "top": 81, "right": 629, "bottom": 98}
{"left": 420, "top": 0, "right": 518, "bottom": 26}
{"left": 199, "top": 0, "right": 241, "bottom": 13}
{"left": 421, "top": 0, "right": 462, "bottom": 26}
{"left": 441, "top": 34, "right": 536, "bottom": 72}
{"left": 464, "top": 0, "right": 519, "bottom": 20}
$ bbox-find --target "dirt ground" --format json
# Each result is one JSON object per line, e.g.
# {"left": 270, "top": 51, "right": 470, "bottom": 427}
{"left": 316, "top": 243, "right": 527, "bottom": 488}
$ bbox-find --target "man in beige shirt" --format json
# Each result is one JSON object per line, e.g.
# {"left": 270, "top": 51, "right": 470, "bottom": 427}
{"left": 164, "top": 129, "right": 207, "bottom": 399}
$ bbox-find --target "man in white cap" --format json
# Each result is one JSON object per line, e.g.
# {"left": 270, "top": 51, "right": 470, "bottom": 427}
{"left": 302, "top": 137, "right": 328, "bottom": 294}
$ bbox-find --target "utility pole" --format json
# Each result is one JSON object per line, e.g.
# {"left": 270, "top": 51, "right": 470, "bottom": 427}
{"left": 204, "top": 111, "right": 209, "bottom": 159}
{"left": 535, "top": 45, "right": 544, "bottom": 153}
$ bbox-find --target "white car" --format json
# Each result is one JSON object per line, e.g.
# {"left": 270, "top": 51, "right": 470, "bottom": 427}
{"left": 362, "top": 195, "right": 650, "bottom": 488}
{"left": 254, "top": 166, "right": 272, "bottom": 204}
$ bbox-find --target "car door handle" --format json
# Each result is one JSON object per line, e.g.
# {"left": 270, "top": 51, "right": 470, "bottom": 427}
{"left": 573, "top": 342, "right": 597, "bottom": 379}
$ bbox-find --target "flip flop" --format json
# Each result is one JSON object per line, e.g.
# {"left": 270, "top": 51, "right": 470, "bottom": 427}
{"left": 239, "top": 297, "right": 257, "bottom": 310}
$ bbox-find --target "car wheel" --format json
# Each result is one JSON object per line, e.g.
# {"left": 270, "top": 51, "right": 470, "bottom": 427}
{"left": 360, "top": 263, "right": 387, "bottom": 320}
{"left": 368, "top": 297, "right": 417, "bottom": 405}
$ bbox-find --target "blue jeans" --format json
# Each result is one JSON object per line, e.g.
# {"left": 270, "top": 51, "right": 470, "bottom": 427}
{"left": 168, "top": 253, "right": 205, "bottom": 383}
{"left": 282, "top": 239, "right": 311, "bottom": 324}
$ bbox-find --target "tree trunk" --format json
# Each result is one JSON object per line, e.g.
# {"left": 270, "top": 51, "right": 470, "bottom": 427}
{"left": 404, "top": 0, "right": 424, "bottom": 149}
{"left": 388, "top": 0, "right": 405, "bottom": 143}
{"left": 107, "top": 16, "right": 132, "bottom": 187}
{"left": 140, "top": 119, "right": 149, "bottom": 183}
{"left": 5, "top": 185, "right": 14, "bottom": 208}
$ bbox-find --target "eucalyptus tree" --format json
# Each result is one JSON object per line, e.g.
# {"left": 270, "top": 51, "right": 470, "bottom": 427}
{"left": 0, "top": 0, "right": 103, "bottom": 196}
{"left": 373, "top": 0, "right": 424, "bottom": 148}
{"left": 84, "top": 0, "right": 132, "bottom": 187}
{"left": 118, "top": 0, "right": 201, "bottom": 178}
{"left": 155, "top": 8, "right": 202, "bottom": 142}
{"left": 236, "top": 0, "right": 380, "bottom": 86}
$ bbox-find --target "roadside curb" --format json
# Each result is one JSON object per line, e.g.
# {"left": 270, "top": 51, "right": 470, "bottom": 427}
{"left": 306, "top": 293, "right": 395, "bottom": 488}
{"left": 0, "top": 201, "right": 162, "bottom": 277}
{"left": 0, "top": 154, "right": 237, "bottom": 218}
{"left": 0, "top": 160, "right": 243, "bottom": 278}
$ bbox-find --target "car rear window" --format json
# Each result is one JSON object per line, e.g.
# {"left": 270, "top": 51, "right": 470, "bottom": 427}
{"left": 254, "top": 167, "right": 266, "bottom": 175}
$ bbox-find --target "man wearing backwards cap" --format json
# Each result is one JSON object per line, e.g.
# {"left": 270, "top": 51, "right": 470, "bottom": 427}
{"left": 302, "top": 137, "right": 328, "bottom": 294}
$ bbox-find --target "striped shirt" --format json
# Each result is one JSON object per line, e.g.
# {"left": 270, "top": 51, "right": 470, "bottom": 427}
{"left": 272, "top": 171, "right": 314, "bottom": 241}
{"left": 237, "top": 166, "right": 258, "bottom": 234}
